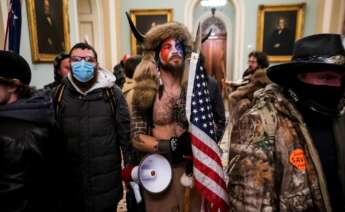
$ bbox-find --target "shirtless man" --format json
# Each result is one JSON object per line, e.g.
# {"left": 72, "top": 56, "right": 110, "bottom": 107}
{"left": 122, "top": 19, "right": 201, "bottom": 211}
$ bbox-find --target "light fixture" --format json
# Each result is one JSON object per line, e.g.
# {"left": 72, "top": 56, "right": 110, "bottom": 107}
{"left": 200, "top": 0, "right": 227, "bottom": 8}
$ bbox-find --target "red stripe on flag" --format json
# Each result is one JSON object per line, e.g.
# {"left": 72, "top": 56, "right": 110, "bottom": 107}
{"left": 193, "top": 158, "right": 227, "bottom": 189}
{"left": 194, "top": 180, "right": 229, "bottom": 212}
{"left": 190, "top": 134, "right": 223, "bottom": 166}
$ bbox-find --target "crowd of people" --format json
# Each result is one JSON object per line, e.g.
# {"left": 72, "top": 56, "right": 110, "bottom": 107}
{"left": 1, "top": 16, "right": 345, "bottom": 212}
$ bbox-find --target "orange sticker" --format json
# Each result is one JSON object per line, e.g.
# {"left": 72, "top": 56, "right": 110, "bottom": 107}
{"left": 289, "top": 149, "right": 306, "bottom": 171}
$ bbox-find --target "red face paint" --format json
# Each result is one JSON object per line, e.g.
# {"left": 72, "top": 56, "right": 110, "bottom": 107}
{"left": 159, "top": 38, "right": 184, "bottom": 65}
{"left": 160, "top": 41, "right": 171, "bottom": 64}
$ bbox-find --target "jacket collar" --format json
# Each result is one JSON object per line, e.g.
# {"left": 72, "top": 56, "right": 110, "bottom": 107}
{"left": 68, "top": 68, "right": 115, "bottom": 96}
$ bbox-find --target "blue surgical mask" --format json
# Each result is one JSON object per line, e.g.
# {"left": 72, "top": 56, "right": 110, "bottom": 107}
{"left": 71, "top": 60, "right": 95, "bottom": 82}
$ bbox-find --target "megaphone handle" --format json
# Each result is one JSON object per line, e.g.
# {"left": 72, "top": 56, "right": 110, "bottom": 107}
{"left": 129, "top": 182, "right": 142, "bottom": 203}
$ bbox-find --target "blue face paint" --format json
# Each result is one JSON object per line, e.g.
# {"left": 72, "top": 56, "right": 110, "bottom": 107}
{"left": 71, "top": 60, "right": 95, "bottom": 82}
{"left": 159, "top": 38, "right": 184, "bottom": 65}
{"left": 175, "top": 41, "right": 184, "bottom": 57}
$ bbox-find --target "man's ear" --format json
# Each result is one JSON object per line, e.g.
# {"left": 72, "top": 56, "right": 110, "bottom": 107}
{"left": 8, "top": 79, "right": 20, "bottom": 93}
{"left": 94, "top": 62, "right": 99, "bottom": 70}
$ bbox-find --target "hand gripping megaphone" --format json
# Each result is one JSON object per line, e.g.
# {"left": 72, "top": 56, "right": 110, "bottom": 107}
{"left": 129, "top": 154, "right": 172, "bottom": 203}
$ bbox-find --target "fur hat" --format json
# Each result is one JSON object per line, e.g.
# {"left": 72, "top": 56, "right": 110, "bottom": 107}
{"left": 0, "top": 51, "right": 31, "bottom": 85}
{"left": 126, "top": 12, "right": 193, "bottom": 58}
{"left": 143, "top": 22, "right": 193, "bottom": 58}
{"left": 126, "top": 13, "right": 193, "bottom": 112}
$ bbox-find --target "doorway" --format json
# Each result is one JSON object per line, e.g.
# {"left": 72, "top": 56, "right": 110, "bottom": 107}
{"left": 201, "top": 16, "right": 227, "bottom": 92}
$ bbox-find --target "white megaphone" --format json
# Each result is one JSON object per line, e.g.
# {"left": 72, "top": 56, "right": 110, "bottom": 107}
{"left": 129, "top": 154, "right": 172, "bottom": 203}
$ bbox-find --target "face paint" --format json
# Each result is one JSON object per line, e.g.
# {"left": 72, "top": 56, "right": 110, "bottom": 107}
{"left": 159, "top": 38, "right": 184, "bottom": 65}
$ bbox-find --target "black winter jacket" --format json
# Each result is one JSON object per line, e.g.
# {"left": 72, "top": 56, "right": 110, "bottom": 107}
{"left": 207, "top": 76, "right": 226, "bottom": 142}
{"left": 0, "top": 89, "right": 58, "bottom": 212}
{"left": 56, "top": 77, "right": 131, "bottom": 212}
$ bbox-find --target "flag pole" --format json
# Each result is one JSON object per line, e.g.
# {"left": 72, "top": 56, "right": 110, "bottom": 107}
{"left": 183, "top": 23, "right": 202, "bottom": 212}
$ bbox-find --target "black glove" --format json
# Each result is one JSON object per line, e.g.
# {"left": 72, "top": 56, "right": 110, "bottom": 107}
{"left": 169, "top": 131, "right": 192, "bottom": 163}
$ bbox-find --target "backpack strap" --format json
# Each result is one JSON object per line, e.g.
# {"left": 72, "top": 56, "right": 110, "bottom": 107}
{"left": 53, "top": 85, "right": 116, "bottom": 121}
{"left": 53, "top": 84, "right": 66, "bottom": 120}
{"left": 103, "top": 87, "right": 116, "bottom": 118}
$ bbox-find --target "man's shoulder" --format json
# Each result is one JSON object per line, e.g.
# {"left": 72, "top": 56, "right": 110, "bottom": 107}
{"left": 231, "top": 85, "right": 290, "bottom": 148}
{"left": 0, "top": 117, "right": 50, "bottom": 141}
{"left": 244, "top": 84, "right": 300, "bottom": 123}
{"left": 253, "top": 83, "right": 283, "bottom": 101}
{"left": 241, "top": 84, "right": 284, "bottom": 118}
{"left": 110, "top": 84, "right": 123, "bottom": 95}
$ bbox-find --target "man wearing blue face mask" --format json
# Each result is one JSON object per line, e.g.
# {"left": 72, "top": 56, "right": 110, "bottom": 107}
{"left": 53, "top": 42, "right": 133, "bottom": 212}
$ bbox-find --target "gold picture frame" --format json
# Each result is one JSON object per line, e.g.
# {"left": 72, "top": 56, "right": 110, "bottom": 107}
{"left": 130, "top": 9, "right": 173, "bottom": 55}
{"left": 26, "top": 0, "right": 70, "bottom": 62}
{"left": 256, "top": 3, "right": 305, "bottom": 62}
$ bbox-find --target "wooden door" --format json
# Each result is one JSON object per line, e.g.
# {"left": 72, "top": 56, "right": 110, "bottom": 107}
{"left": 201, "top": 16, "right": 227, "bottom": 93}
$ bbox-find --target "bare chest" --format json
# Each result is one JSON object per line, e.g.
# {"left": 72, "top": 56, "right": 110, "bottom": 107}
{"left": 153, "top": 92, "right": 179, "bottom": 125}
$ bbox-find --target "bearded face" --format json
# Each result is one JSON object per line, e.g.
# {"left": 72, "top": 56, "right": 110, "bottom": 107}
{"left": 158, "top": 38, "right": 185, "bottom": 78}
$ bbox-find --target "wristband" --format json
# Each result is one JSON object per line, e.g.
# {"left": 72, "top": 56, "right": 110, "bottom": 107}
{"left": 157, "top": 140, "right": 171, "bottom": 154}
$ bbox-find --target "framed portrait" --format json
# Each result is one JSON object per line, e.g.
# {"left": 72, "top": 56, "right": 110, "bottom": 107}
{"left": 129, "top": 9, "right": 173, "bottom": 55}
{"left": 26, "top": 0, "right": 70, "bottom": 62}
{"left": 256, "top": 3, "right": 305, "bottom": 62}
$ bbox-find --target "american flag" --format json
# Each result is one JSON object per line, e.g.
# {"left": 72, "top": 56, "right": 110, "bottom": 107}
{"left": 186, "top": 53, "right": 229, "bottom": 212}
{"left": 4, "top": 0, "right": 22, "bottom": 53}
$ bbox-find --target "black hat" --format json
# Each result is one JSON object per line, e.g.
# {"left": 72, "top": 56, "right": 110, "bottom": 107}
{"left": 0, "top": 50, "right": 31, "bottom": 85}
{"left": 267, "top": 34, "right": 345, "bottom": 86}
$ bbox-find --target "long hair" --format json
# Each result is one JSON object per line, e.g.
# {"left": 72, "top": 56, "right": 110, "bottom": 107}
{"left": 248, "top": 51, "right": 270, "bottom": 69}
{"left": 16, "top": 84, "right": 34, "bottom": 98}
{"left": 0, "top": 78, "right": 33, "bottom": 99}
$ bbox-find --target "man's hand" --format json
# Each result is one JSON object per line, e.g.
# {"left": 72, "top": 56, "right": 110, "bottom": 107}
{"left": 132, "top": 131, "right": 192, "bottom": 163}
{"left": 132, "top": 134, "right": 159, "bottom": 153}
{"left": 169, "top": 131, "right": 192, "bottom": 163}
{"left": 121, "top": 165, "right": 135, "bottom": 183}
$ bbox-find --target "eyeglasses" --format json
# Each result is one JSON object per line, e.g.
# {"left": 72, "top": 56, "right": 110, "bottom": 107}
{"left": 248, "top": 60, "right": 257, "bottom": 64}
{"left": 70, "top": 56, "right": 96, "bottom": 63}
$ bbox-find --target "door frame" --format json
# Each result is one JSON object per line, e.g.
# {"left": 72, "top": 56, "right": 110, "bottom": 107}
{"left": 185, "top": 0, "right": 245, "bottom": 80}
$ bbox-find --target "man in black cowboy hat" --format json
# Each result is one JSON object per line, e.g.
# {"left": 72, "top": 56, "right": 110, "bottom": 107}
{"left": 227, "top": 34, "right": 345, "bottom": 211}
{"left": 0, "top": 51, "right": 59, "bottom": 211}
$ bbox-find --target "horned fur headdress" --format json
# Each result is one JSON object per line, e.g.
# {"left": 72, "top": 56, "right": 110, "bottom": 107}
{"left": 125, "top": 12, "right": 211, "bottom": 113}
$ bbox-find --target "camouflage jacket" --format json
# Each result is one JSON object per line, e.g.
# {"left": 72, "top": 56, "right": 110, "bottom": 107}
{"left": 227, "top": 84, "right": 332, "bottom": 212}
{"left": 227, "top": 68, "right": 271, "bottom": 134}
